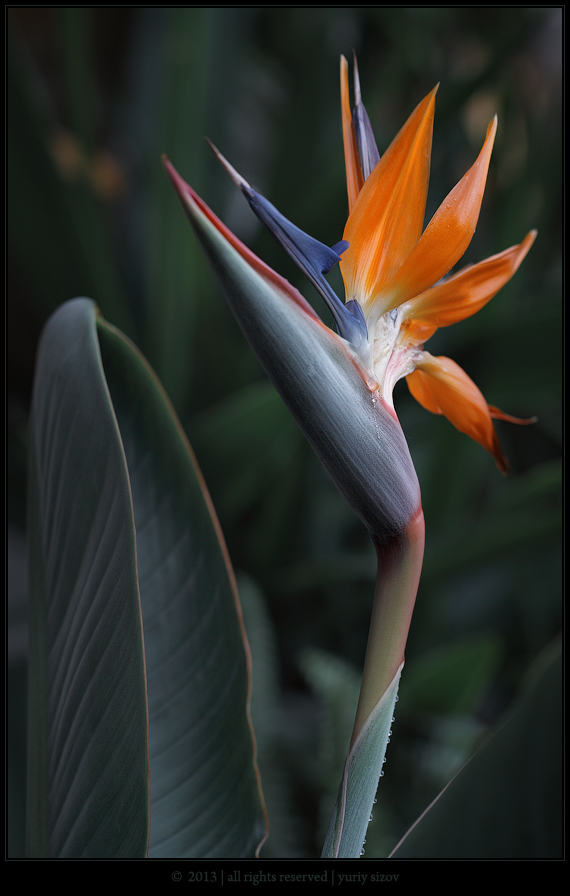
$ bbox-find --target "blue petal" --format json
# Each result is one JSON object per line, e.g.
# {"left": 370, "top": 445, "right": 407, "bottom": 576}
{"left": 243, "top": 187, "right": 368, "bottom": 351}
{"left": 331, "top": 239, "right": 350, "bottom": 261}
{"left": 345, "top": 299, "right": 367, "bottom": 330}
{"left": 352, "top": 54, "right": 380, "bottom": 180}
{"left": 207, "top": 142, "right": 368, "bottom": 352}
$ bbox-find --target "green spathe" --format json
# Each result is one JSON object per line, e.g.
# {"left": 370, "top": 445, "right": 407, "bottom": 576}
{"left": 165, "top": 160, "right": 421, "bottom": 545}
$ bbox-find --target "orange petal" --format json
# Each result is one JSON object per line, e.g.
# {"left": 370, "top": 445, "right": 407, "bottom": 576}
{"left": 399, "top": 318, "right": 438, "bottom": 347}
{"left": 488, "top": 406, "right": 537, "bottom": 425}
{"left": 406, "top": 353, "right": 509, "bottom": 472}
{"left": 403, "top": 230, "right": 537, "bottom": 327}
{"left": 340, "top": 55, "right": 364, "bottom": 214}
{"left": 340, "top": 86, "right": 438, "bottom": 313}
{"left": 387, "top": 117, "right": 497, "bottom": 310}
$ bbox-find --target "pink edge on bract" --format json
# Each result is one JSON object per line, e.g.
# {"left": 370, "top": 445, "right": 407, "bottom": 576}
{"left": 162, "top": 155, "right": 323, "bottom": 324}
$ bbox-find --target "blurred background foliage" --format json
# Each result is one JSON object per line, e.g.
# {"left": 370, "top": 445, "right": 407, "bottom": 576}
{"left": 8, "top": 8, "right": 561, "bottom": 858}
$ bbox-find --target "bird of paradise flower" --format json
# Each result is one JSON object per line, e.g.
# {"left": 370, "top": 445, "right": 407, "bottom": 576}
{"left": 164, "top": 54, "right": 536, "bottom": 857}
{"left": 199, "top": 55, "right": 536, "bottom": 474}
{"left": 339, "top": 56, "right": 536, "bottom": 473}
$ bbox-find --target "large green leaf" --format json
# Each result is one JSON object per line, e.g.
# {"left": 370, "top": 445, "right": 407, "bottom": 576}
{"left": 321, "top": 666, "right": 402, "bottom": 858}
{"left": 390, "top": 636, "right": 562, "bottom": 858}
{"left": 27, "top": 297, "right": 267, "bottom": 857}
{"left": 27, "top": 299, "right": 149, "bottom": 857}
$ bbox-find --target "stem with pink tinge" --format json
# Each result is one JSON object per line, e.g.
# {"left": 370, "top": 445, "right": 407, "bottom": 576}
{"left": 351, "top": 509, "right": 425, "bottom": 746}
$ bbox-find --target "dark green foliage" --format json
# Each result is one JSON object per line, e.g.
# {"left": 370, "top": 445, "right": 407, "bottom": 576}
{"left": 8, "top": 8, "right": 561, "bottom": 857}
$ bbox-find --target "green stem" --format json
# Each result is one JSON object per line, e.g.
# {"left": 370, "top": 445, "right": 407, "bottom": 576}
{"left": 351, "top": 509, "right": 425, "bottom": 746}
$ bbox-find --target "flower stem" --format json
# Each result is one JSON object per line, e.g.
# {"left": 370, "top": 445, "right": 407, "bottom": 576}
{"left": 351, "top": 509, "right": 425, "bottom": 746}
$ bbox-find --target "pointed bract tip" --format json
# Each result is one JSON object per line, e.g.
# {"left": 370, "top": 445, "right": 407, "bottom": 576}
{"left": 206, "top": 139, "right": 253, "bottom": 195}
{"left": 162, "top": 154, "right": 191, "bottom": 200}
{"left": 352, "top": 50, "right": 362, "bottom": 105}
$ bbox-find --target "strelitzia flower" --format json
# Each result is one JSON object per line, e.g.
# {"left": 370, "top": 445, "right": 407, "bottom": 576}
{"left": 191, "top": 56, "right": 535, "bottom": 475}
{"left": 164, "top": 152, "right": 421, "bottom": 548}
{"left": 163, "top": 55, "right": 535, "bottom": 858}
{"left": 339, "top": 55, "right": 536, "bottom": 472}
{"left": 164, "top": 143, "right": 424, "bottom": 741}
